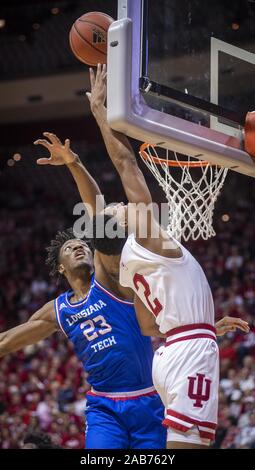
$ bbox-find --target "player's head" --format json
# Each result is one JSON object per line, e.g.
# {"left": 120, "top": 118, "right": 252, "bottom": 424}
{"left": 90, "top": 203, "right": 128, "bottom": 256}
{"left": 46, "top": 228, "right": 93, "bottom": 280}
{"left": 22, "top": 430, "right": 61, "bottom": 449}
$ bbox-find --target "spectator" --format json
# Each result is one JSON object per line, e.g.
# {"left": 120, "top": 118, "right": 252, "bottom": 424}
{"left": 22, "top": 429, "right": 62, "bottom": 449}
{"left": 234, "top": 412, "right": 255, "bottom": 448}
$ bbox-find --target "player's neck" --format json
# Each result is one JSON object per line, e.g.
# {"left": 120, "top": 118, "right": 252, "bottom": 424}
{"left": 68, "top": 272, "right": 91, "bottom": 302}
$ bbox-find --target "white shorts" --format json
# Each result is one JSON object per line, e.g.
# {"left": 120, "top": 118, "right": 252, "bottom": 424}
{"left": 152, "top": 324, "right": 219, "bottom": 445}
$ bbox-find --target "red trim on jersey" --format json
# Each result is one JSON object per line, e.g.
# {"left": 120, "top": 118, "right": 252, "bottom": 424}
{"left": 199, "top": 430, "right": 216, "bottom": 440}
{"left": 94, "top": 279, "right": 134, "bottom": 305}
{"left": 163, "top": 411, "right": 216, "bottom": 441}
{"left": 86, "top": 390, "right": 158, "bottom": 401}
{"left": 165, "top": 333, "right": 216, "bottom": 347}
{"left": 166, "top": 323, "right": 216, "bottom": 337}
{"left": 163, "top": 418, "right": 190, "bottom": 432}
{"left": 163, "top": 418, "right": 215, "bottom": 441}
{"left": 166, "top": 409, "right": 217, "bottom": 429}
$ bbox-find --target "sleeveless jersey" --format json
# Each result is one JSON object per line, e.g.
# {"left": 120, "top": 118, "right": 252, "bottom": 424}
{"left": 54, "top": 276, "right": 154, "bottom": 392}
{"left": 119, "top": 234, "right": 215, "bottom": 333}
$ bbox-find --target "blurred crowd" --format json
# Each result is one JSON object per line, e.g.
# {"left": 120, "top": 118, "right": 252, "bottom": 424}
{"left": 0, "top": 152, "right": 255, "bottom": 448}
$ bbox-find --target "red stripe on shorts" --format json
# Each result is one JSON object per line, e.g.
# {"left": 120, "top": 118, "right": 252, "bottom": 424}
{"left": 167, "top": 409, "right": 217, "bottom": 429}
{"left": 165, "top": 333, "right": 216, "bottom": 347}
{"left": 166, "top": 323, "right": 216, "bottom": 337}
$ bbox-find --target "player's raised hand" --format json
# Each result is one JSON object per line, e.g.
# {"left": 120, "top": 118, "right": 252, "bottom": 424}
{"left": 86, "top": 63, "right": 107, "bottom": 113}
{"left": 215, "top": 316, "right": 250, "bottom": 337}
{"left": 34, "top": 132, "right": 77, "bottom": 166}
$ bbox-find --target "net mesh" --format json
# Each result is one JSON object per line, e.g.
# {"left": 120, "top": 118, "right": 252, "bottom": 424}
{"left": 139, "top": 145, "right": 228, "bottom": 241}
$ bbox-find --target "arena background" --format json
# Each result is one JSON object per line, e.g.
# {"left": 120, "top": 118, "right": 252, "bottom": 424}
{"left": 0, "top": 0, "right": 255, "bottom": 449}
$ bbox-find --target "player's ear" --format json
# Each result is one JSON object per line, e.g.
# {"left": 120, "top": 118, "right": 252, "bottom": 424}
{"left": 58, "top": 263, "right": 65, "bottom": 275}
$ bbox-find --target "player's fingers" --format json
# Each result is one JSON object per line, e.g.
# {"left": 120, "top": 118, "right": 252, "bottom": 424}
{"left": 36, "top": 158, "right": 51, "bottom": 165}
{"left": 223, "top": 316, "right": 248, "bottom": 326}
{"left": 34, "top": 139, "right": 51, "bottom": 149}
{"left": 65, "top": 139, "right": 70, "bottom": 149}
{"left": 228, "top": 318, "right": 249, "bottom": 328}
{"left": 86, "top": 92, "right": 91, "bottom": 102}
{"left": 238, "top": 325, "right": 250, "bottom": 333}
{"left": 222, "top": 325, "right": 236, "bottom": 333}
{"left": 89, "top": 67, "right": 95, "bottom": 88}
{"left": 225, "top": 320, "right": 249, "bottom": 333}
{"left": 43, "top": 132, "right": 62, "bottom": 145}
{"left": 102, "top": 71, "right": 107, "bottom": 81}
{"left": 100, "top": 64, "right": 107, "bottom": 81}
{"left": 233, "top": 322, "right": 250, "bottom": 332}
{"left": 236, "top": 319, "right": 249, "bottom": 326}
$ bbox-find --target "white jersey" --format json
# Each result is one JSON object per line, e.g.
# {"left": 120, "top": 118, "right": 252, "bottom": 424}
{"left": 120, "top": 234, "right": 215, "bottom": 333}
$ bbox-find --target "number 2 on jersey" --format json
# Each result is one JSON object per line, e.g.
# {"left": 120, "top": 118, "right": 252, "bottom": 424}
{"left": 133, "top": 273, "right": 163, "bottom": 317}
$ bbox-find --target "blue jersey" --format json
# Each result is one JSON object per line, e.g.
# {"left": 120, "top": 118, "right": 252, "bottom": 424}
{"left": 54, "top": 276, "right": 154, "bottom": 392}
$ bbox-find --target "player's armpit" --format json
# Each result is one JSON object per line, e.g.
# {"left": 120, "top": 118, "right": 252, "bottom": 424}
{"left": 134, "top": 294, "right": 166, "bottom": 338}
{"left": 0, "top": 300, "right": 57, "bottom": 358}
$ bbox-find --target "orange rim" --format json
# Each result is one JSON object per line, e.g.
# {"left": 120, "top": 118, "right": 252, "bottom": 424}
{"left": 139, "top": 143, "right": 210, "bottom": 167}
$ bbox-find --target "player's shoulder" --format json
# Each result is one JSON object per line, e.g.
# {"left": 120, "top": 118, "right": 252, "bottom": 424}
{"left": 128, "top": 231, "right": 184, "bottom": 260}
{"left": 41, "top": 299, "right": 56, "bottom": 315}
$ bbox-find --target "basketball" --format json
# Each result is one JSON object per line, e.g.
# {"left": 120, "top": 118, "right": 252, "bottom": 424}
{"left": 69, "top": 12, "right": 114, "bottom": 66}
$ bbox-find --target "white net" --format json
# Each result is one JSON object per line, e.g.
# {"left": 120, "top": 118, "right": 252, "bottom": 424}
{"left": 139, "top": 144, "right": 228, "bottom": 242}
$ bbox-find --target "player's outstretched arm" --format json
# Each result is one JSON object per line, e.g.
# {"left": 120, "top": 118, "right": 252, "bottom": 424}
{"left": 0, "top": 301, "right": 57, "bottom": 358}
{"left": 34, "top": 133, "right": 105, "bottom": 215}
{"left": 87, "top": 65, "right": 152, "bottom": 207}
{"left": 87, "top": 65, "right": 182, "bottom": 257}
{"left": 215, "top": 316, "right": 249, "bottom": 336}
{"left": 134, "top": 295, "right": 166, "bottom": 338}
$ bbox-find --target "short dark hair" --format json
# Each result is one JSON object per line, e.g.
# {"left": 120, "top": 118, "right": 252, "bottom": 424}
{"left": 23, "top": 430, "right": 61, "bottom": 449}
{"left": 45, "top": 228, "right": 74, "bottom": 278}
{"left": 90, "top": 214, "right": 127, "bottom": 256}
{"left": 46, "top": 228, "right": 91, "bottom": 278}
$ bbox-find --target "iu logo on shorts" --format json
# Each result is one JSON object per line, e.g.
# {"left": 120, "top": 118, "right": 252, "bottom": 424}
{"left": 187, "top": 373, "right": 212, "bottom": 408}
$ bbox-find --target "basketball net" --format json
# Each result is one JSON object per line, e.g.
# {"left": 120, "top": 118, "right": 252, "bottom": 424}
{"left": 139, "top": 144, "right": 228, "bottom": 242}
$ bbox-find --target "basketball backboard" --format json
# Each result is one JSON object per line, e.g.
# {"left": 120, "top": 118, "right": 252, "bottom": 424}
{"left": 107, "top": 0, "right": 255, "bottom": 177}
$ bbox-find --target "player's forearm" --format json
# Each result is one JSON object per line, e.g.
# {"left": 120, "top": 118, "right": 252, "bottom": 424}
{"left": 0, "top": 320, "right": 56, "bottom": 358}
{"left": 67, "top": 156, "right": 105, "bottom": 214}
{"left": 0, "top": 328, "right": 32, "bottom": 358}
{"left": 92, "top": 105, "right": 152, "bottom": 206}
{"left": 91, "top": 104, "right": 137, "bottom": 170}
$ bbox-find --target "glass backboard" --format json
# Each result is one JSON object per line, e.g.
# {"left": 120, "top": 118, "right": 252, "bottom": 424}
{"left": 140, "top": 0, "right": 255, "bottom": 140}
{"left": 107, "top": 0, "right": 255, "bottom": 177}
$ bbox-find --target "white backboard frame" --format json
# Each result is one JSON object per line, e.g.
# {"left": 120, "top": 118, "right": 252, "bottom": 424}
{"left": 210, "top": 37, "right": 255, "bottom": 140}
{"left": 107, "top": 0, "right": 255, "bottom": 178}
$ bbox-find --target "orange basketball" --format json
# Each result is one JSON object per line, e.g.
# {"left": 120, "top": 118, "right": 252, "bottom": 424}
{"left": 69, "top": 12, "right": 114, "bottom": 66}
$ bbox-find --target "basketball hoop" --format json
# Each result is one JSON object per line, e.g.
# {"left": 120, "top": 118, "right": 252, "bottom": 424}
{"left": 139, "top": 143, "right": 228, "bottom": 242}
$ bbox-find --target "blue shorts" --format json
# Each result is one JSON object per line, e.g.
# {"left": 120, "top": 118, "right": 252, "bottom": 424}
{"left": 85, "top": 392, "right": 166, "bottom": 449}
